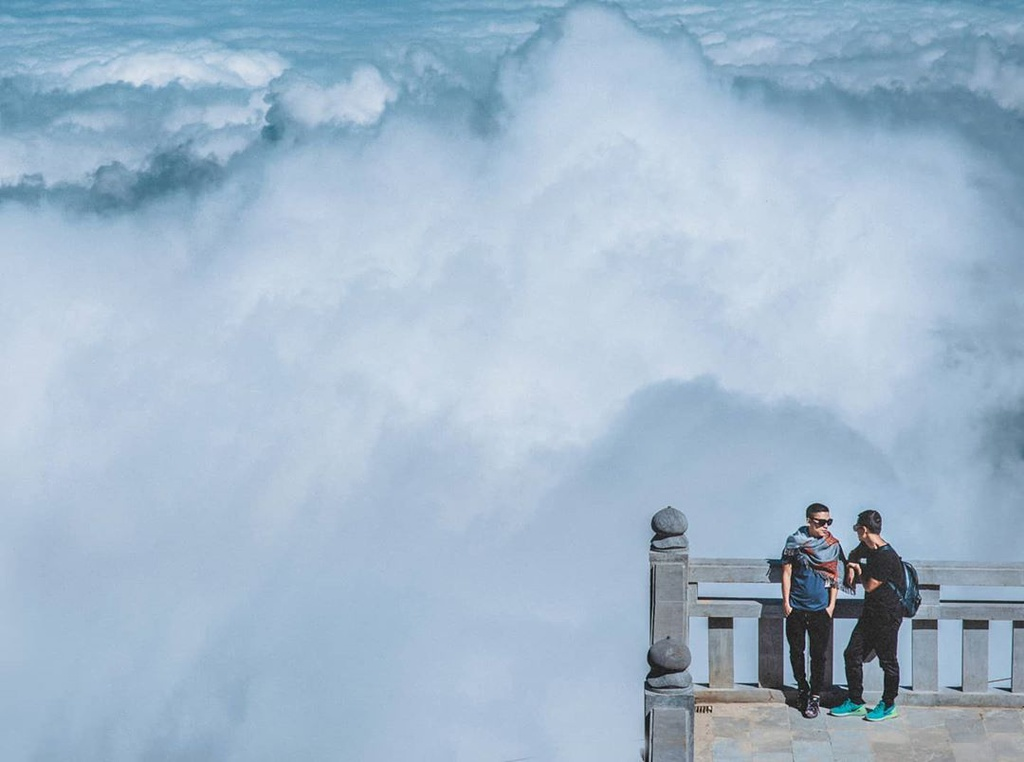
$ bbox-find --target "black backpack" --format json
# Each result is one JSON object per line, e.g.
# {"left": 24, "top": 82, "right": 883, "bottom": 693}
{"left": 888, "top": 560, "right": 922, "bottom": 617}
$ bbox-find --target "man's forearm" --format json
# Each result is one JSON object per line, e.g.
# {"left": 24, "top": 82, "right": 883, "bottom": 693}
{"left": 862, "top": 577, "right": 883, "bottom": 593}
{"left": 781, "top": 564, "right": 792, "bottom": 613}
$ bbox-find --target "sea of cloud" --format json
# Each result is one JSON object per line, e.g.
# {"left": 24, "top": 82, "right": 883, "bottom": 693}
{"left": 2, "top": 1, "right": 1024, "bottom": 760}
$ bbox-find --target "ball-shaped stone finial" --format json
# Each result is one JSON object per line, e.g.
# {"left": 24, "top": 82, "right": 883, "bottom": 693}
{"left": 647, "top": 636, "right": 692, "bottom": 672}
{"left": 651, "top": 506, "right": 688, "bottom": 550}
{"left": 651, "top": 506, "right": 687, "bottom": 536}
{"left": 645, "top": 636, "right": 693, "bottom": 690}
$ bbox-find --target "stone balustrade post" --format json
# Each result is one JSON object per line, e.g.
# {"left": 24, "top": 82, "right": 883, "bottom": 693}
{"left": 650, "top": 506, "right": 689, "bottom": 645}
{"left": 645, "top": 507, "right": 694, "bottom": 762}
{"left": 645, "top": 637, "right": 695, "bottom": 762}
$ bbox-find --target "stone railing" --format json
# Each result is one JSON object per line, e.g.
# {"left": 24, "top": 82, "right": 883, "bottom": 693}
{"left": 642, "top": 506, "right": 1024, "bottom": 761}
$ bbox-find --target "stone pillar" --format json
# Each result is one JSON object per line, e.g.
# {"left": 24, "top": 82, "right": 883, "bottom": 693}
{"left": 962, "top": 620, "right": 989, "bottom": 694}
{"left": 650, "top": 507, "right": 689, "bottom": 646}
{"left": 912, "top": 619, "right": 939, "bottom": 692}
{"left": 708, "top": 617, "right": 735, "bottom": 689}
{"left": 1012, "top": 621, "right": 1024, "bottom": 694}
{"left": 758, "top": 616, "right": 785, "bottom": 689}
{"left": 645, "top": 637, "right": 695, "bottom": 762}
{"left": 913, "top": 583, "right": 941, "bottom": 693}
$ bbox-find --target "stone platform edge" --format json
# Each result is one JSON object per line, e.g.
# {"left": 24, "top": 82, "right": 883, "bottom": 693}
{"left": 694, "top": 684, "right": 1024, "bottom": 707}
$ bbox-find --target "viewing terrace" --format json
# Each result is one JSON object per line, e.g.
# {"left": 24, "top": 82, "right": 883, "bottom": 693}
{"left": 641, "top": 507, "right": 1024, "bottom": 761}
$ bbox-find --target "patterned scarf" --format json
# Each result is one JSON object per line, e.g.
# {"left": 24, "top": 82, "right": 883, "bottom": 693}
{"left": 782, "top": 526, "right": 853, "bottom": 593}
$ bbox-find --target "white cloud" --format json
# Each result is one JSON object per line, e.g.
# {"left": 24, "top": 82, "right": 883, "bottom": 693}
{"left": 51, "top": 45, "right": 288, "bottom": 91}
{"left": 3, "top": 2, "right": 1024, "bottom": 760}
{"left": 275, "top": 66, "right": 397, "bottom": 127}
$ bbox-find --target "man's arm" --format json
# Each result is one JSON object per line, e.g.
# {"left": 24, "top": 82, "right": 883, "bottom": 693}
{"left": 862, "top": 549, "right": 899, "bottom": 593}
{"left": 826, "top": 584, "right": 837, "bottom": 616}
{"left": 846, "top": 562, "right": 860, "bottom": 588}
{"left": 862, "top": 576, "right": 883, "bottom": 593}
{"left": 846, "top": 542, "right": 865, "bottom": 588}
{"left": 781, "top": 562, "right": 793, "bottom": 617}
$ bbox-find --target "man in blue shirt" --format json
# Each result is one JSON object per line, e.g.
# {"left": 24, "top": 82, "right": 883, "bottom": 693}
{"left": 781, "top": 503, "right": 846, "bottom": 718}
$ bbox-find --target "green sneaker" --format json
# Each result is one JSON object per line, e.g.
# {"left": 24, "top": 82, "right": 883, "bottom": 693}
{"left": 829, "top": 699, "right": 868, "bottom": 717}
{"left": 865, "top": 701, "right": 899, "bottom": 722}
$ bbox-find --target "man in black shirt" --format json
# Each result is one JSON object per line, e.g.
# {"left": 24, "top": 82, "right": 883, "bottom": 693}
{"left": 829, "top": 509, "right": 904, "bottom": 722}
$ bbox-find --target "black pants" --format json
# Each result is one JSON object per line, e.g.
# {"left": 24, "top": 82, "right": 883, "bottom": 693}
{"left": 786, "top": 608, "right": 832, "bottom": 696}
{"left": 844, "top": 609, "right": 902, "bottom": 705}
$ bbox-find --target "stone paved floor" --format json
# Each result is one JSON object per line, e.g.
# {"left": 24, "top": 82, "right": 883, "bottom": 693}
{"left": 694, "top": 702, "right": 1024, "bottom": 761}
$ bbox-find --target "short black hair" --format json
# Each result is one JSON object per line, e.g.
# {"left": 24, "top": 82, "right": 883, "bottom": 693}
{"left": 855, "top": 509, "right": 882, "bottom": 533}
{"left": 806, "top": 503, "right": 830, "bottom": 518}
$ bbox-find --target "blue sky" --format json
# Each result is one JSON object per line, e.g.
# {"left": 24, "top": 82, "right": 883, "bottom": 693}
{"left": 2, "top": 1, "right": 1024, "bottom": 760}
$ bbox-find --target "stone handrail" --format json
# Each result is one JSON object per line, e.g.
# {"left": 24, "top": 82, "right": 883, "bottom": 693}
{"left": 693, "top": 558, "right": 1024, "bottom": 702}
{"left": 643, "top": 507, "right": 1024, "bottom": 762}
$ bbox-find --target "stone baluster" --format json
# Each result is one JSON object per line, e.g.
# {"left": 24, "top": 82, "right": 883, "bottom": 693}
{"left": 758, "top": 616, "right": 785, "bottom": 689}
{"left": 1013, "top": 621, "right": 1024, "bottom": 693}
{"left": 708, "top": 618, "right": 734, "bottom": 689}
{"left": 912, "top": 583, "right": 941, "bottom": 692}
{"left": 962, "top": 620, "right": 989, "bottom": 693}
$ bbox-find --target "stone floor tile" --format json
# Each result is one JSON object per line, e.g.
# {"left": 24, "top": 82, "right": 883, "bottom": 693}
{"left": 711, "top": 736, "right": 753, "bottom": 761}
{"left": 748, "top": 707, "right": 790, "bottom": 726}
{"left": 862, "top": 720, "right": 906, "bottom": 736}
{"left": 825, "top": 725, "right": 870, "bottom": 737}
{"left": 788, "top": 725, "right": 829, "bottom": 742}
{"left": 864, "top": 734, "right": 907, "bottom": 749}
{"left": 715, "top": 706, "right": 753, "bottom": 722}
{"left": 750, "top": 720, "right": 792, "bottom": 735}
{"left": 903, "top": 709, "right": 948, "bottom": 730}
{"left": 983, "top": 709, "right": 1024, "bottom": 734}
{"left": 712, "top": 718, "right": 749, "bottom": 738}
{"left": 950, "top": 742, "right": 994, "bottom": 762}
{"left": 870, "top": 744, "right": 916, "bottom": 762}
{"left": 749, "top": 732, "right": 791, "bottom": 753}
{"left": 787, "top": 710, "right": 826, "bottom": 725}
{"left": 793, "top": 742, "right": 831, "bottom": 762}
{"left": 990, "top": 732, "right": 1024, "bottom": 760}
{"left": 780, "top": 711, "right": 809, "bottom": 727}
{"left": 911, "top": 746, "right": 956, "bottom": 762}
{"left": 824, "top": 729, "right": 867, "bottom": 744}
{"left": 694, "top": 719, "right": 715, "bottom": 762}
{"left": 907, "top": 726, "right": 952, "bottom": 749}
{"left": 751, "top": 754, "right": 794, "bottom": 762}
{"left": 944, "top": 716, "right": 986, "bottom": 743}
{"left": 830, "top": 752, "right": 872, "bottom": 762}
{"left": 827, "top": 736, "right": 869, "bottom": 757}
{"left": 941, "top": 708, "right": 985, "bottom": 724}
{"left": 823, "top": 714, "right": 866, "bottom": 728}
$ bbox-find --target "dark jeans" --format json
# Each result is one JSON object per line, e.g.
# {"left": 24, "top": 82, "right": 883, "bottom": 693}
{"left": 844, "top": 609, "right": 902, "bottom": 705}
{"left": 786, "top": 608, "right": 832, "bottom": 696}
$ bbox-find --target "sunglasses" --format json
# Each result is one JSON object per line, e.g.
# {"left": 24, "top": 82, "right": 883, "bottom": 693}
{"left": 809, "top": 518, "right": 833, "bottom": 527}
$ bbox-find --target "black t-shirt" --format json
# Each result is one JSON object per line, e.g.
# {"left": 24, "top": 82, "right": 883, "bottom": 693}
{"left": 851, "top": 542, "right": 903, "bottom": 617}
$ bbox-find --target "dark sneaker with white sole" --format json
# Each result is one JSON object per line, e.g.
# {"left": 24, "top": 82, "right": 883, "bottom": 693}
{"left": 803, "top": 695, "right": 820, "bottom": 719}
